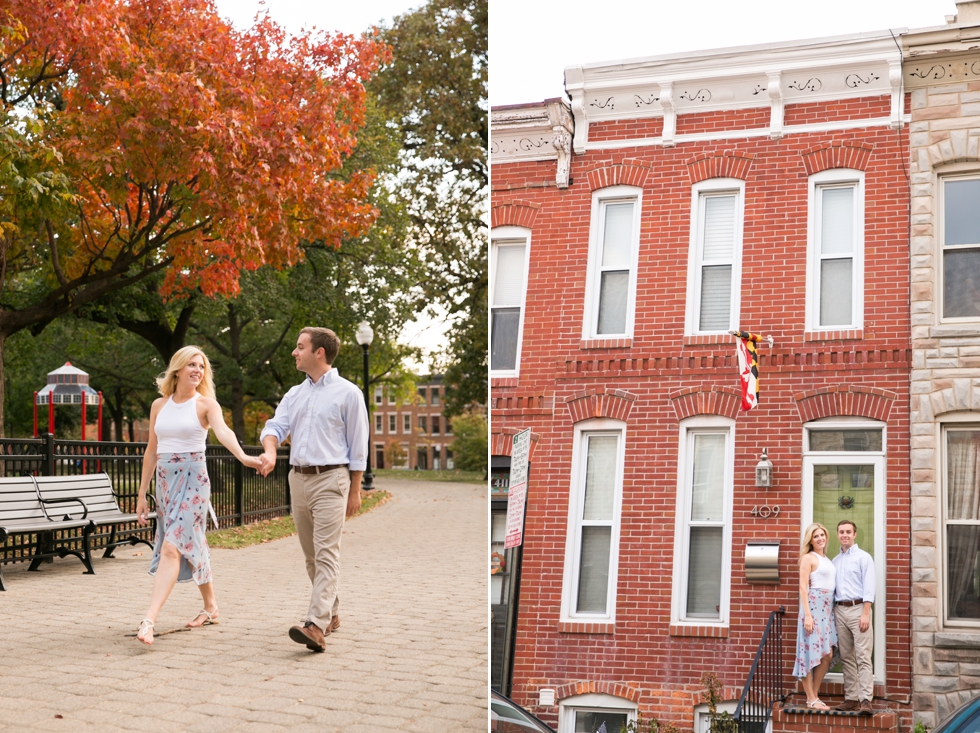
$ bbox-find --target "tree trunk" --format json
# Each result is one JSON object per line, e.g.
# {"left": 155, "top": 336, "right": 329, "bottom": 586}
{"left": 111, "top": 388, "right": 126, "bottom": 441}
{"left": 228, "top": 304, "right": 246, "bottom": 442}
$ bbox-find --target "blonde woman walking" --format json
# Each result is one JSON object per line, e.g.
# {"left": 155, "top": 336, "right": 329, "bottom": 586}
{"left": 134, "top": 346, "right": 261, "bottom": 645}
{"left": 792, "top": 522, "right": 839, "bottom": 710}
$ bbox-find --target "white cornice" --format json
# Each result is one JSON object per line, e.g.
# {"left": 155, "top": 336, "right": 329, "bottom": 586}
{"left": 565, "top": 31, "right": 905, "bottom": 153}
{"left": 490, "top": 99, "right": 574, "bottom": 188}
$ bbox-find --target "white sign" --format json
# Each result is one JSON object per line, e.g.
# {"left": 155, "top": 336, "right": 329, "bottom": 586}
{"left": 504, "top": 429, "right": 531, "bottom": 549}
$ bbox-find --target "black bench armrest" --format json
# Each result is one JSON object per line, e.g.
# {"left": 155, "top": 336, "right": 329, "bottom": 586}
{"left": 38, "top": 496, "right": 89, "bottom": 521}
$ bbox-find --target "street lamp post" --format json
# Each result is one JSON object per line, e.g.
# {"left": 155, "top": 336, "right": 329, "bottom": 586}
{"left": 355, "top": 321, "right": 375, "bottom": 491}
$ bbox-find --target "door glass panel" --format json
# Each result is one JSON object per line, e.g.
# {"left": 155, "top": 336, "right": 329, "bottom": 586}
{"left": 809, "top": 430, "right": 882, "bottom": 452}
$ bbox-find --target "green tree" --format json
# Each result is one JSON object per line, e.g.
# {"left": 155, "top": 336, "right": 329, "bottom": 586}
{"left": 373, "top": 0, "right": 488, "bottom": 416}
{"left": 449, "top": 410, "right": 487, "bottom": 474}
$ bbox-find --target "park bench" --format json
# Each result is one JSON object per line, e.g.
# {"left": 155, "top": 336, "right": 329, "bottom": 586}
{"left": 0, "top": 472, "right": 155, "bottom": 590}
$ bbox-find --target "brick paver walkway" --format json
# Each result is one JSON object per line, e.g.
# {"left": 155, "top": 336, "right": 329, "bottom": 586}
{"left": 0, "top": 477, "right": 487, "bottom": 732}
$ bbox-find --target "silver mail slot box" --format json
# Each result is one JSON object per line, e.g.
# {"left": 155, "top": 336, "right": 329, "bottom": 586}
{"left": 745, "top": 542, "right": 780, "bottom": 584}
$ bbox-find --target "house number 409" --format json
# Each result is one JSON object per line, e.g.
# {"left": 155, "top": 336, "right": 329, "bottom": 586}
{"left": 751, "top": 505, "right": 781, "bottom": 518}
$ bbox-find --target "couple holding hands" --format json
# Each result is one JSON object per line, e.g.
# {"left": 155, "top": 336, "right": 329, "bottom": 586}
{"left": 133, "top": 326, "right": 368, "bottom": 653}
{"left": 793, "top": 520, "right": 877, "bottom": 714}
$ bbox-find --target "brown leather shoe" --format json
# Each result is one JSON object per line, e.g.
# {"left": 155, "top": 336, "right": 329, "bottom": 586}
{"left": 860, "top": 700, "right": 874, "bottom": 716}
{"left": 835, "top": 700, "right": 860, "bottom": 712}
{"left": 288, "top": 622, "right": 326, "bottom": 652}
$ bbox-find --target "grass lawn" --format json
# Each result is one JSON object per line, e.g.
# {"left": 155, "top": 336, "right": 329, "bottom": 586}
{"left": 372, "top": 468, "right": 485, "bottom": 484}
{"left": 207, "top": 490, "right": 391, "bottom": 549}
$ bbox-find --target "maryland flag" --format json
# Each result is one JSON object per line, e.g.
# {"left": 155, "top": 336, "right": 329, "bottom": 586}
{"left": 731, "top": 330, "right": 762, "bottom": 411}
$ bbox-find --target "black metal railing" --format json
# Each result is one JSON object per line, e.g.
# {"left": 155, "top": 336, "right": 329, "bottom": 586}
{"left": 0, "top": 435, "right": 291, "bottom": 565}
{"left": 733, "top": 606, "right": 787, "bottom": 733}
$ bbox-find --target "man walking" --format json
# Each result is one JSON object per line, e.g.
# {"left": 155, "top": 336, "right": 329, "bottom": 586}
{"left": 258, "top": 327, "right": 368, "bottom": 652}
{"left": 832, "top": 519, "right": 876, "bottom": 715}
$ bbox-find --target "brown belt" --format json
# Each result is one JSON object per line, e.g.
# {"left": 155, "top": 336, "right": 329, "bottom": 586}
{"left": 836, "top": 599, "right": 866, "bottom": 607}
{"left": 293, "top": 464, "right": 347, "bottom": 475}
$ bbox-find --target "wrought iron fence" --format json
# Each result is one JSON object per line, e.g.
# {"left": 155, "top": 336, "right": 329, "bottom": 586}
{"left": 0, "top": 435, "right": 291, "bottom": 566}
{"left": 733, "top": 606, "right": 786, "bottom": 733}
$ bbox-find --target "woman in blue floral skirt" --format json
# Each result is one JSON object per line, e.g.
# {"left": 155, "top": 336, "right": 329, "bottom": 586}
{"left": 792, "top": 522, "right": 839, "bottom": 710}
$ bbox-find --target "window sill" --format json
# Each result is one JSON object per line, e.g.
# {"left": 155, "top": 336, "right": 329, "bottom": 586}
{"left": 683, "top": 334, "right": 734, "bottom": 346}
{"left": 669, "top": 624, "right": 729, "bottom": 638}
{"left": 558, "top": 621, "right": 615, "bottom": 635}
{"left": 580, "top": 338, "right": 632, "bottom": 350}
{"left": 935, "top": 631, "right": 980, "bottom": 648}
{"left": 930, "top": 324, "right": 980, "bottom": 338}
{"left": 804, "top": 329, "right": 863, "bottom": 341}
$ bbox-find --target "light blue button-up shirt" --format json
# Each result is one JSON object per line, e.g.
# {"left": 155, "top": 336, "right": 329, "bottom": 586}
{"left": 832, "top": 543, "right": 876, "bottom": 604}
{"left": 260, "top": 369, "right": 369, "bottom": 471}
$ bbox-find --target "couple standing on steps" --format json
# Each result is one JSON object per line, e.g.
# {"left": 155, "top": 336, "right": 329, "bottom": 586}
{"left": 133, "top": 327, "right": 368, "bottom": 653}
{"left": 793, "top": 520, "right": 876, "bottom": 715}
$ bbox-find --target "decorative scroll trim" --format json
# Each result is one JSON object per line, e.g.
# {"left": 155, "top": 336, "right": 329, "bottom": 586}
{"left": 669, "top": 385, "right": 742, "bottom": 421}
{"left": 585, "top": 160, "right": 652, "bottom": 191}
{"left": 490, "top": 428, "right": 539, "bottom": 458}
{"left": 800, "top": 141, "right": 874, "bottom": 175}
{"left": 490, "top": 200, "right": 540, "bottom": 229}
{"left": 554, "top": 680, "right": 641, "bottom": 703}
{"left": 566, "top": 389, "right": 637, "bottom": 424}
{"left": 686, "top": 151, "right": 757, "bottom": 183}
{"left": 793, "top": 385, "right": 897, "bottom": 422}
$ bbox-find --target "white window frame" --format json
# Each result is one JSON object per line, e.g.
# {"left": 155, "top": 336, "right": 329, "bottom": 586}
{"left": 490, "top": 226, "right": 531, "bottom": 377}
{"left": 431, "top": 415, "right": 441, "bottom": 435}
{"left": 685, "top": 178, "right": 745, "bottom": 335}
{"left": 938, "top": 171, "right": 980, "bottom": 323}
{"left": 801, "top": 417, "right": 886, "bottom": 683}
{"left": 373, "top": 386, "right": 383, "bottom": 405}
{"left": 805, "top": 169, "right": 865, "bottom": 331}
{"left": 388, "top": 413, "right": 396, "bottom": 434}
{"left": 582, "top": 186, "right": 642, "bottom": 340}
{"left": 694, "top": 701, "right": 740, "bottom": 733}
{"left": 560, "top": 418, "right": 626, "bottom": 624}
{"left": 373, "top": 413, "right": 382, "bottom": 434}
{"left": 671, "top": 415, "right": 735, "bottom": 628}
{"left": 940, "top": 415, "right": 980, "bottom": 628}
{"left": 402, "top": 413, "right": 411, "bottom": 434}
{"left": 558, "top": 693, "right": 637, "bottom": 733}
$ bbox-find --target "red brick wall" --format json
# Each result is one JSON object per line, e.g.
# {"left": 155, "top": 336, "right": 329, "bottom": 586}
{"left": 492, "top": 94, "right": 912, "bottom": 731}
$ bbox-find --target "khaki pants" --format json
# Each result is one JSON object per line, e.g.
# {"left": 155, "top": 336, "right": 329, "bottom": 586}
{"left": 289, "top": 467, "right": 350, "bottom": 633}
{"left": 835, "top": 603, "right": 874, "bottom": 702}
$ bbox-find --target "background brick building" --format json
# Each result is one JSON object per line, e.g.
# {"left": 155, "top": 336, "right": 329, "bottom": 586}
{"left": 370, "top": 374, "right": 455, "bottom": 471}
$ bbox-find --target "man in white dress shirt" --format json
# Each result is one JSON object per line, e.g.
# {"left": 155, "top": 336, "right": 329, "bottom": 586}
{"left": 832, "top": 519, "right": 876, "bottom": 715}
{"left": 258, "top": 327, "right": 369, "bottom": 652}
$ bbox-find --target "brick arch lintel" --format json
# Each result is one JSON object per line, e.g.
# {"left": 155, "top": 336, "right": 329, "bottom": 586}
{"left": 669, "top": 385, "right": 742, "bottom": 421}
{"left": 554, "top": 680, "right": 642, "bottom": 704}
{"left": 794, "top": 385, "right": 897, "bottom": 423}
{"left": 800, "top": 141, "right": 874, "bottom": 175}
{"left": 586, "top": 159, "right": 652, "bottom": 191}
{"left": 490, "top": 429, "right": 540, "bottom": 458}
{"left": 686, "top": 150, "right": 757, "bottom": 184}
{"left": 491, "top": 200, "right": 540, "bottom": 230}
{"left": 566, "top": 389, "right": 637, "bottom": 424}
{"left": 919, "top": 377, "right": 980, "bottom": 418}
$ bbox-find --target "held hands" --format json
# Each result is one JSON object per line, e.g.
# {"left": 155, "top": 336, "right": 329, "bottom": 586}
{"left": 241, "top": 455, "right": 263, "bottom": 471}
{"left": 136, "top": 495, "right": 150, "bottom": 527}
{"left": 257, "top": 451, "right": 277, "bottom": 477}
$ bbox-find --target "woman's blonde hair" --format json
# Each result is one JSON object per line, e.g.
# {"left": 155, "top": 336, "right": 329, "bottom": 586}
{"left": 799, "top": 522, "right": 829, "bottom": 564}
{"left": 156, "top": 346, "right": 215, "bottom": 399}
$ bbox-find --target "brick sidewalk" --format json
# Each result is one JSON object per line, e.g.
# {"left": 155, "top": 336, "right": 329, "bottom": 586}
{"left": 0, "top": 477, "right": 487, "bottom": 732}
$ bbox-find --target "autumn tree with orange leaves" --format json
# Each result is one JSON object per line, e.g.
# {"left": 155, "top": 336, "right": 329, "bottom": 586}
{"left": 0, "top": 0, "right": 386, "bottom": 434}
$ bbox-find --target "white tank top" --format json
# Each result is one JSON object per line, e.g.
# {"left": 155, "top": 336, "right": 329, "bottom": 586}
{"left": 155, "top": 393, "right": 208, "bottom": 454}
{"left": 809, "top": 553, "right": 836, "bottom": 591}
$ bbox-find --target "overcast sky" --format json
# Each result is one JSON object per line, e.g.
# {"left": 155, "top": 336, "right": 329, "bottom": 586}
{"left": 489, "top": 0, "right": 957, "bottom": 107}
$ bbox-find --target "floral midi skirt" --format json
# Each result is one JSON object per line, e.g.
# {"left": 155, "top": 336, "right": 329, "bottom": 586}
{"left": 148, "top": 451, "right": 215, "bottom": 585}
{"left": 792, "top": 588, "right": 840, "bottom": 678}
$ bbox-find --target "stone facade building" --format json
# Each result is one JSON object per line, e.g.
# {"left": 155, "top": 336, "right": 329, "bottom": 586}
{"left": 903, "top": 3, "right": 980, "bottom": 727}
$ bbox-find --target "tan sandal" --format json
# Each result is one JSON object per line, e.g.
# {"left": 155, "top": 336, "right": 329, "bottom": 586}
{"left": 807, "top": 699, "right": 830, "bottom": 711}
{"left": 137, "top": 619, "right": 154, "bottom": 645}
{"left": 186, "top": 607, "right": 219, "bottom": 628}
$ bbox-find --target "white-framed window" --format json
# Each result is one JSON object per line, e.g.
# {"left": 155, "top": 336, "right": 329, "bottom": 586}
{"left": 388, "top": 414, "right": 396, "bottom": 434}
{"left": 940, "top": 174, "right": 980, "bottom": 320}
{"left": 558, "top": 693, "right": 637, "bottom": 733}
{"left": 561, "top": 419, "right": 626, "bottom": 623}
{"left": 671, "top": 416, "right": 734, "bottom": 626}
{"left": 583, "top": 186, "right": 642, "bottom": 339}
{"left": 941, "top": 420, "right": 980, "bottom": 626}
{"left": 374, "top": 413, "right": 382, "bottom": 434}
{"left": 694, "top": 701, "right": 738, "bottom": 733}
{"left": 402, "top": 414, "right": 411, "bottom": 434}
{"left": 419, "top": 415, "right": 428, "bottom": 434}
{"left": 431, "top": 388, "right": 440, "bottom": 406}
{"left": 373, "top": 386, "right": 383, "bottom": 405}
{"left": 685, "top": 179, "right": 745, "bottom": 334}
{"left": 806, "top": 169, "right": 864, "bottom": 330}
{"left": 491, "top": 226, "right": 531, "bottom": 374}
{"left": 431, "top": 416, "right": 441, "bottom": 435}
